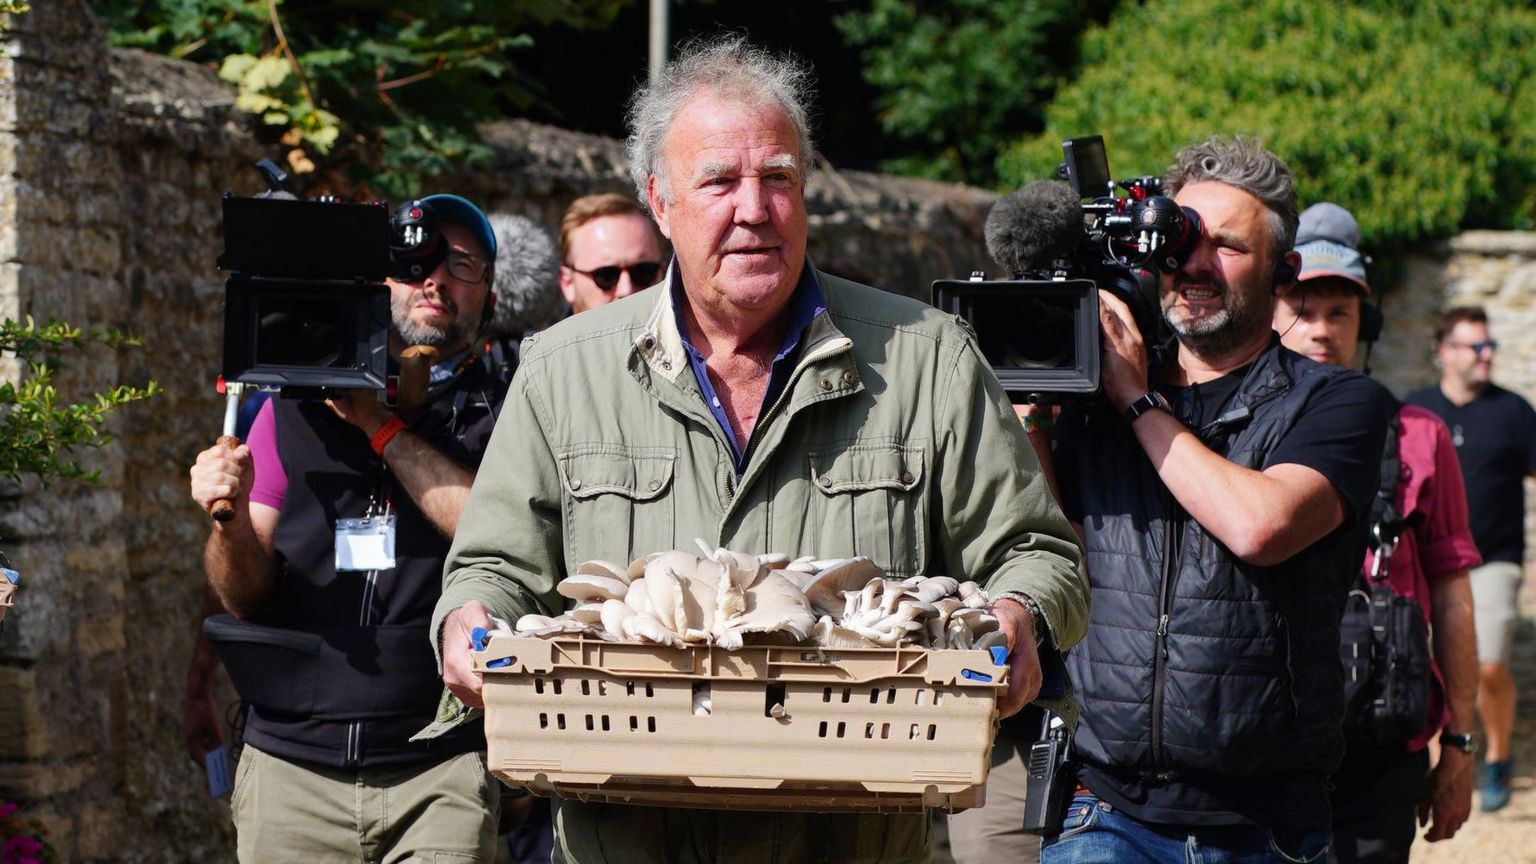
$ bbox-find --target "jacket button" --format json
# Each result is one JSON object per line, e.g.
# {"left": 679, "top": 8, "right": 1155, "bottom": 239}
{"left": 649, "top": 481, "right": 661, "bottom": 491}
{"left": 820, "top": 379, "right": 833, "bottom": 391}
{"left": 842, "top": 371, "right": 856, "bottom": 385}
{"left": 641, "top": 336, "right": 656, "bottom": 350}
{"left": 661, "top": 360, "right": 672, "bottom": 371}
{"left": 819, "top": 475, "right": 833, "bottom": 487}
{"left": 570, "top": 478, "right": 582, "bottom": 490}
{"left": 900, "top": 472, "right": 914, "bottom": 484}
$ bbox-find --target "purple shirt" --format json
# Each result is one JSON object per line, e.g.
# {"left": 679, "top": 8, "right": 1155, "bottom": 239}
{"left": 672, "top": 266, "right": 827, "bottom": 472}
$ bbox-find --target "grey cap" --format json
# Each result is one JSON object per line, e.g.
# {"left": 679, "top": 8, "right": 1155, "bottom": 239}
{"left": 1295, "top": 202, "right": 1368, "bottom": 294}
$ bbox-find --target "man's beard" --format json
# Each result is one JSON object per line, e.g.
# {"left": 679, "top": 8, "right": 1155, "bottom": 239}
{"left": 1161, "top": 277, "right": 1271, "bottom": 359}
{"left": 392, "top": 289, "right": 479, "bottom": 349}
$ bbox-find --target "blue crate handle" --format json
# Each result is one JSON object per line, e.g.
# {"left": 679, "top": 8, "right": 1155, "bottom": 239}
{"left": 471, "top": 626, "right": 513, "bottom": 669}
{"left": 961, "top": 669, "right": 994, "bottom": 683}
{"left": 990, "top": 645, "right": 1008, "bottom": 666}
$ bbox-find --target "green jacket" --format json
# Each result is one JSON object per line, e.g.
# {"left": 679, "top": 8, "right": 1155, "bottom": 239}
{"left": 433, "top": 269, "right": 1088, "bottom": 864}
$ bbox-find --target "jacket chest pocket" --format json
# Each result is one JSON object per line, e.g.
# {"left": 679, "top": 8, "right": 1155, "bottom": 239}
{"left": 558, "top": 447, "right": 676, "bottom": 567}
{"left": 807, "top": 444, "right": 926, "bottom": 577}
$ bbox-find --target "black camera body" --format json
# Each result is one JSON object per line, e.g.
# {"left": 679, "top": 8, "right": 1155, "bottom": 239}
{"left": 932, "top": 135, "right": 1201, "bottom": 401}
{"left": 219, "top": 194, "right": 394, "bottom": 395}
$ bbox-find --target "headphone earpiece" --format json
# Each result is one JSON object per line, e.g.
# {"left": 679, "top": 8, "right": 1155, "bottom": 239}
{"left": 1359, "top": 300, "right": 1384, "bottom": 344}
{"left": 1273, "top": 259, "right": 1297, "bottom": 288}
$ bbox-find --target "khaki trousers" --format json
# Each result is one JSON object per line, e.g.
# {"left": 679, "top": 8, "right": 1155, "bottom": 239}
{"left": 232, "top": 745, "right": 500, "bottom": 863}
{"left": 946, "top": 733, "right": 1041, "bottom": 864}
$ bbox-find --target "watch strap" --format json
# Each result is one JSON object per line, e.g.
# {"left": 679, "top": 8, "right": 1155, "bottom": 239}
{"left": 1124, "top": 391, "right": 1172, "bottom": 423}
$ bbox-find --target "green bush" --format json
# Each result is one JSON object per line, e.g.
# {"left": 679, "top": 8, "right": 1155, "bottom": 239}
{"left": 835, "top": 0, "right": 1116, "bottom": 187}
{"left": 93, "top": 0, "right": 625, "bottom": 197}
{"left": 1000, "top": 0, "right": 1536, "bottom": 253}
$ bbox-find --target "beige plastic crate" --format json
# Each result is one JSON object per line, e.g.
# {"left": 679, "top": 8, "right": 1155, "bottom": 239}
{"left": 474, "top": 634, "right": 1008, "bottom": 813}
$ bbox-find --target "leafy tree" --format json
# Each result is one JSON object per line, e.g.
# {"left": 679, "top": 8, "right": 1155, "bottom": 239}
{"left": 0, "top": 318, "right": 160, "bottom": 484}
{"left": 1000, "top": 0, "right": 1536, "bottom": 253}
{"left": 834, "top": 0, "right": 1116, "bottom": 187}
{"left": 93, "top": 1, "right": 626, "bottom": 197}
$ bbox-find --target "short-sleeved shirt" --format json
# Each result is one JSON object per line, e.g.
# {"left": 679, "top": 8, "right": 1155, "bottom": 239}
{"left": 1406, "top": 383, "right": 1536, "bottom": 564}
{"left": 1365, "top": 405, "right": 1483, "bottom": 750}
{"left": 1154, "top": 362, "right": 1384, "bottom": 519}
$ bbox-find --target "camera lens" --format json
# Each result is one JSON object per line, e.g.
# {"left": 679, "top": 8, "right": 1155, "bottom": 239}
{"left": 254, "top": 295, "right": 357, "bottom": 368}
{"left": 971, "top": 295, "right": 1077, "bottom": 369}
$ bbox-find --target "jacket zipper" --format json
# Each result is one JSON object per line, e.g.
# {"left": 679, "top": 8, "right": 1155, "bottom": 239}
{"left": 1150, "top": 491, "right": 1185, "bottom": 776}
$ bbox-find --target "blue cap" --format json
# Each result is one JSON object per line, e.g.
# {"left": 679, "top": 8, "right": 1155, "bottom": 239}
{"left": 421, "top": 194, "right": 497, "bottom": 260}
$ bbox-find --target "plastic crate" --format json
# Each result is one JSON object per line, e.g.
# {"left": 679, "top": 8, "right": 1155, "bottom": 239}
{"left": 474, "top": 634, "right": 1008, "bottom": 813}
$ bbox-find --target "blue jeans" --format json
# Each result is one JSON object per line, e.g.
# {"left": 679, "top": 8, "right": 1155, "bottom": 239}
{"left": 1041, "top": 791, "right": 1330, "bottom": 864}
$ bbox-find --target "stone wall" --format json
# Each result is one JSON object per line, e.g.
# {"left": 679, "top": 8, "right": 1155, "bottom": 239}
{"left": 1374, "top": 234, "right": 1536, "bottom": 565}
{"left": 0, "top": 5, "right": 994, "bottom": 861}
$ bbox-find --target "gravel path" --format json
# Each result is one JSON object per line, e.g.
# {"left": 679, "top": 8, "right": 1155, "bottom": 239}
{"left": 1412, "top": 597, "right": 1536, "bottom": 863}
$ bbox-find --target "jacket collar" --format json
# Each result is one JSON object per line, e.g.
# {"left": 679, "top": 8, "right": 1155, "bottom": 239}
{"left": 632, "top": 260, "right": 852, "bottom": 386}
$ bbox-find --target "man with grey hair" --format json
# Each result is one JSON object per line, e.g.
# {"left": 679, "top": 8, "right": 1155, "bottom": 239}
{"left": 432, "top": 34, "right": 1088, "bottom": 863}
{"left": 1036, "top": 137, "right": 1390, "bottom": 862}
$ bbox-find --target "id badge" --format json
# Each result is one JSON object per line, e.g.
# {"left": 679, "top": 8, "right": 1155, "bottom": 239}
{"left": 335, "top": 514, "right": 397, "bottom": 572}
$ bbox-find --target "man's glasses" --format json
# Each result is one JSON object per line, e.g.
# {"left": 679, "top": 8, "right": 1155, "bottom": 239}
{"left": 571, "top": 262, "right": 664, "bottom": 292}
{"left": 445, "top": 251, "right": 487, "bottom": 284}
{"left": 1447, "top": 339, "right": 1499, "bottom": 355}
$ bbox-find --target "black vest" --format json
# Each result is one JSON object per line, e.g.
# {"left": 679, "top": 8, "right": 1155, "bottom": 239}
{"left": 1064, "top": 342, "right": 1369, "bottom": 828}
{"left": 243, "top": 362, "right": 503, "bottom": 768}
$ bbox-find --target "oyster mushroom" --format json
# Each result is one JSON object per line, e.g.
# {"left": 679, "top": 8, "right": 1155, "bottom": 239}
{"left": 720, "top": 570, "right": 816, "bottom": 644}
{"left": 568, "top": 602, "right": 605, "bottom": 625}
{"left": 810, "top": 615, "right": 883, "bottom": 648}
{"left": 909, "top": 576, "right": 960, "bottom": 605}
{"left": 576, "top": 559, "right": 632, "bottom": 585}
{"left": 803, "top": 556, "right": 886, "bottom": 617}
{"left": 556, "top": 573, "right": 629, "bottom": 604}
{"left": 957, "top": 581, "right": 989, "bottom": 609}
{"left": 599, "top": 598, "right": 636, "bottom": 636}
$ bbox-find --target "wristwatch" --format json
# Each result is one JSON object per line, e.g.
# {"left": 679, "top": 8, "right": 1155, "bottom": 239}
{"left": 1124, "top": 391, "right": 1172, "bottom": 424}
{"left": 1439, "top": 731, "right": 1477, "bottom": 754}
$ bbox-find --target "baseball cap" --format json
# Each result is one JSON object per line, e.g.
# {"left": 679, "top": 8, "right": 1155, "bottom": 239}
{"left": 1294, "top": 202, "right": 1368, "bottom": 294}
{"left": 421, "top": 193, "right": 498, "bottom": 260}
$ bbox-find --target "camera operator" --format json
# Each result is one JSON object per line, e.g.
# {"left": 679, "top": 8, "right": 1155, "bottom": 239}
{"left": 1037, "top": 138, "right": 1390, "bottom": 862}
{"left": 1274, "top": 203, "right": 1479, "bottom": 860}
{"left": 187, "top": 193, "right": 506, "bottom": 862}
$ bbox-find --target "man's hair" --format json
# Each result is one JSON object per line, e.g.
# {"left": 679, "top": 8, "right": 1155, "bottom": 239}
{"left": 559, "top": 193, "right": 653, "bottom": 264}
{"left": 625, "top": 34, "right": 815, "bottom": 209}
{"left": 1165, "top": 135, "right": 1299, "bottom": 262}
{"left": 1434, "top": 305, "right": 1488, "bottom": 343}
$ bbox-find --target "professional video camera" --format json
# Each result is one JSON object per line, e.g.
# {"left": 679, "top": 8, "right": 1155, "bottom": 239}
{"left": 218, "top": 160, "right": 464, "bottom": 400}
{"left": 931, "top": 135, "right": 1204, "bottom": 401}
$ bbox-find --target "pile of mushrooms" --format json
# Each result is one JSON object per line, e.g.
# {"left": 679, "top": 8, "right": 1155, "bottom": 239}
{"left": 506, "top": 540, "right": 1003, "bottom": 651}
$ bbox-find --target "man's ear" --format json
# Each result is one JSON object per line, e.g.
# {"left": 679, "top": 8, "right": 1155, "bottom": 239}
{"left": 558, "top": 265, "right": 578, "bottom": 305}
{"left": 646, "top": 175, "right": 673, "bottom": 240}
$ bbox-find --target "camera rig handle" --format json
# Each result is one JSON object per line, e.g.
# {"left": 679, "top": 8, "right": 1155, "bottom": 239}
{"left": 209, "top": 378, "right": 247, "bottom": 523}
{"left": 395, "top": 345, "right": 440, "bottom": 414}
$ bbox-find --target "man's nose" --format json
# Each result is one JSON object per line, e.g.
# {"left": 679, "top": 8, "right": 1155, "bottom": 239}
{"left": 615, "top": 272, "right": 638, "bottom": 298}
{"left": 733, "top": 178, "right": 768, "bottom": 224}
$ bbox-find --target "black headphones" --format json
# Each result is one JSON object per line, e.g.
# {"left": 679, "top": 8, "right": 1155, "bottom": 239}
{"left": 1359, "top": 298, "right": 1384, "bottom": 343}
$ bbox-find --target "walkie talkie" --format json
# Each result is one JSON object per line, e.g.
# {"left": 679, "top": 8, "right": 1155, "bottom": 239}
{"left": 1021, "top": 708, "right": 1074, "bottom": 835}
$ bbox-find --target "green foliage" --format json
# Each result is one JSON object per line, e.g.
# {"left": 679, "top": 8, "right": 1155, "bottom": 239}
{"left": 1, "top": 1, "right": 31, "bottom": 13}
{"left": 834, "top": 0, "right": 1115, "bottom": 187}
{"left": 1000, "top": 0, "right": 1536, "bottom": 252}
{"left": 94, "top": 1, "right": 625, "bottom": 196}
{"left": 0, "top": 318, "right": 161, "bottom": 484}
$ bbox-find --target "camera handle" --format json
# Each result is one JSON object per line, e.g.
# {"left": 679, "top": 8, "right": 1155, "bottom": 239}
{"left": 209, "top": 379, "right": 247, "bottom": 523}
{"left": 395, "top": 345, "right": 440, "bottom": 414}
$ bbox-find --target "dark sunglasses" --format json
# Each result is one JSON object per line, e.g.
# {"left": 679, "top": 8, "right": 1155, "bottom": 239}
{"left": 1447, "top": 339, "right": 1499, "bottom": 355}
{"left": 572, "top": 261, "right": 664, "bottom": 292}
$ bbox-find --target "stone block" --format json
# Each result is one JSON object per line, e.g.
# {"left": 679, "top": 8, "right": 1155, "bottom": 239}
{"left": 0, "top": 664, "right": 50, "bottom": 760}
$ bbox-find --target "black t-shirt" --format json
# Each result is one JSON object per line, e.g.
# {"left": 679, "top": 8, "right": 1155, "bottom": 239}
{"left": 1152, "top": 363, "right": 1386, "bottom": 520}
{"left": 1405, "top": 383, "right": 1536, "bottom": 564}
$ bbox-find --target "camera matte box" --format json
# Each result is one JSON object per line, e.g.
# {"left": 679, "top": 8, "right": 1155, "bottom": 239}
{"left": 931, "top": 278, "right": 1101, "bottom": 399}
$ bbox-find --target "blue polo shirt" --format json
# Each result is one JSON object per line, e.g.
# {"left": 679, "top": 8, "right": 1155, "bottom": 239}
{"left": 671, "top": 266, "right": 828, "bottom": 472}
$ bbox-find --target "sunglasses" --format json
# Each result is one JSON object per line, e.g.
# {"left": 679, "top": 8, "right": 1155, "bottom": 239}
{"left": 571, "top": 261, "right": 664, "bottom": 292}
{"left": 1447, "top": 339, "right": 1499, "bottom": 355}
